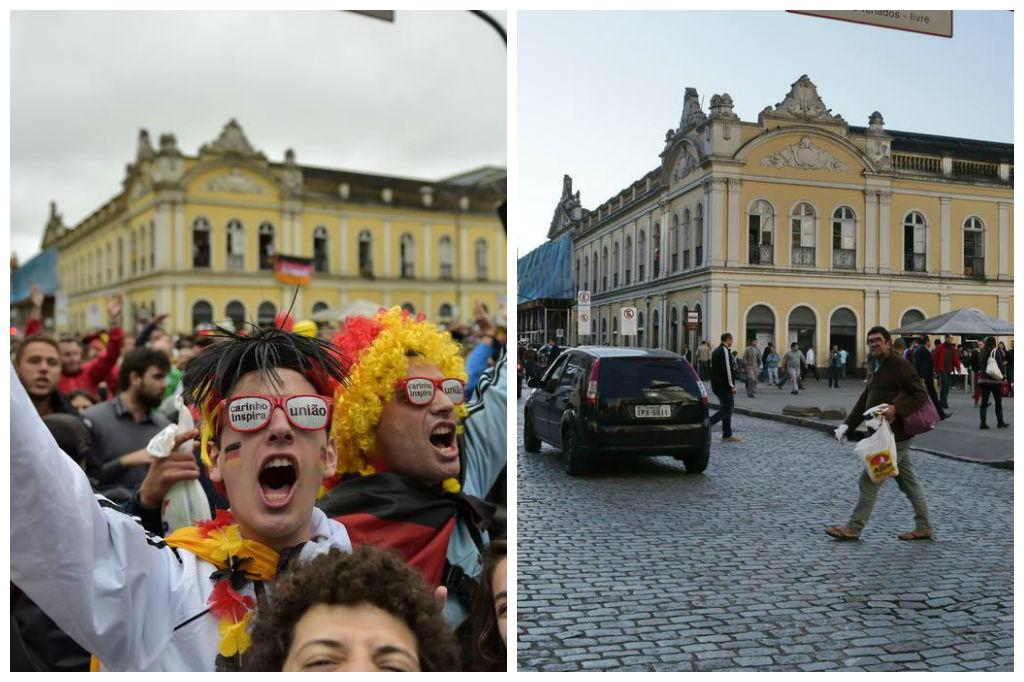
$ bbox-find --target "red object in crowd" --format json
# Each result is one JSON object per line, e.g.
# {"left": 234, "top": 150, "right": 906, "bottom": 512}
{"left": 273, "top": 312, "right": 295, "bottom": 332}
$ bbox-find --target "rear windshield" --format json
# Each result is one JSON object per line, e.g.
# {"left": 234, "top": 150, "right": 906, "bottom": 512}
{"left": 598, "top": 357, "right": 700, "bottom": 401}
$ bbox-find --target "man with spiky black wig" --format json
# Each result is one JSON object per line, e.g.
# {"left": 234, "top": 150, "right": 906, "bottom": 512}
{"left": 10, "top": 325, "right": 354, "bottom": 671}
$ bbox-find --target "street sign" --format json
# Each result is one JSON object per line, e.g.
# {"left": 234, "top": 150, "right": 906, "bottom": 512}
{"left": 620, "top": 307, "right": 638, "bottom": 336}
{"left": 578, "top": 309, "right": 591, "bottom": 336}
{"left": 556, "top": 328, "right": 564, "bottom": 338}
{"left": 577, "top": 290, "right": 591, "bottom": 306}
{"left": 788, "top": 10, "right": 952, "bottom": 38}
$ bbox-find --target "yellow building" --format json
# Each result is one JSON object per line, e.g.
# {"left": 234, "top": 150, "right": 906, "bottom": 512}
{"left": 560, "top": 76, "right": 1012, "bottom": 371}
{"left": 43, "top": 120, "right": 506, "bottom": 333}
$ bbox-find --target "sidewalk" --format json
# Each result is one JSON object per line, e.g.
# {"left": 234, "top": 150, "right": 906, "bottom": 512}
{"left": 704, "top": 372, "right": 1013, "bottom": 469}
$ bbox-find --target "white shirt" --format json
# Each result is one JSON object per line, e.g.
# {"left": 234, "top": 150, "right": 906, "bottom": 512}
{"left": 10, "top": 368, "right": 352, "bottom": 671}
{"left": 806, "top": 349, "right": 816, "bottom": 365}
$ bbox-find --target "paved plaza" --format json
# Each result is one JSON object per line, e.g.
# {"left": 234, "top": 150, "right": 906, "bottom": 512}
{"left": 517, "top": 393, "right": 1014, "bottom": 672}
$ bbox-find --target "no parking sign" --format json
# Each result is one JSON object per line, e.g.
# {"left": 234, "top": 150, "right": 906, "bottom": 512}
{"left": 578, "top": 309, "right": 591, "bottom": 336}
{"left": 620, "top": 307, "right": 638, "bottom": 335}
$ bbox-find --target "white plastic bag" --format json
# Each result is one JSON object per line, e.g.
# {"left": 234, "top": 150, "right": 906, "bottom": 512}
{"left": 146, "top": 396, "right": 212, "bottom": 534}
{"left": 853, "top": 415, "right": 899, "bottom": 484}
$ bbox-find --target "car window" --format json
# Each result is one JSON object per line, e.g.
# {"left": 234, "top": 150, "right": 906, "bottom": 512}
{"left": 599, "top": 357, "right": 700, "bottom": 400}
{"left": 544, "top": 354, "right": 569, "bottom": 385}
{"left": 558, "top": 354, "right": 585, "bottom": 388}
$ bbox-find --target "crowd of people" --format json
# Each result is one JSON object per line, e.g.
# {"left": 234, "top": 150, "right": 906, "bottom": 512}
{"left": 11, "top": 284, "right": 509, "bottom": 672}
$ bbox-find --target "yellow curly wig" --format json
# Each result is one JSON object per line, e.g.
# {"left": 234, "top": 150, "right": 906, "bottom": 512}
{"left": 330, "top": 307, "right": 468, "bottom": 490}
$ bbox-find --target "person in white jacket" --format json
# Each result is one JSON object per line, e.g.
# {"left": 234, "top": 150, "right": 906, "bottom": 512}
{"left": 10, "top": 326, "right": 354, "bottom": 671}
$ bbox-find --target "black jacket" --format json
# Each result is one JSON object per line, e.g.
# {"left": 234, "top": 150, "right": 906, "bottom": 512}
{"left": 912, "top": 345, "right": 934, "bottom": 379}
{"left": 710, "top": 344, "right": 735, "bottom": 394}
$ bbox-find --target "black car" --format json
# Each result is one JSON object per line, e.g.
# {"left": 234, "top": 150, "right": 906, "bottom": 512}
{"left": 523, "top": 346, "right": 711, "bottom": 475}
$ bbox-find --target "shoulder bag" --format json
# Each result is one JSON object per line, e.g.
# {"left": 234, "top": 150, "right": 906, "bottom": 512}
{"left": 895, "top": 390, "right": 940, "bottom": 436}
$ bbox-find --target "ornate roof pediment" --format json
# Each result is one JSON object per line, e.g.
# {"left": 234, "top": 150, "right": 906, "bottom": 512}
{"left": 200, "top": 119, "right": 265, "bottom": 159}
{"left": 760, "top": 75, "right": 846, "bottom": 126}
{"left": 678, "top": 87, "right": 708, "bottom": 133}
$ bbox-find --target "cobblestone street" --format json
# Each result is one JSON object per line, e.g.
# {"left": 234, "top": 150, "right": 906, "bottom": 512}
{"left": 517, "top": 394, "right": 1014, "bottom": 672}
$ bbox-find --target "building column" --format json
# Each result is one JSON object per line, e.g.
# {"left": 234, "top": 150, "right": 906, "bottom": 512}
{"left": 726, "top": 283, "right": 739, "bottom": 340}
{"left": 878, "top": 289, "right": 891, "bottom": 330}
{"left": 863, "top": 190, "right": 877, "bottom": 273}
{"left": 939, "top": 291, "right": 951, "bottom": 314}
{"left": 383, "top": 220, "right": 393, "bottom": 277}
{"left": 338, "top": 215, "right": 348, "bottom": 275}
{"left": 708, "top": 178, "right": 726, "bottom": 267}
{"left": 997, "top": 294, "right": 1009, "bottom": 321}
{"left": 708, "top": 283, "right": 724, "bottom": 343}
{"left": 939, "top": 196, "right": 952, "bottom": 276}
{"left": 423, "top": 223, "right": 432, "bottom": 280}
{"left": 998, "top": 202, "right": 1009, "bottom": 279}
{"left": 174, "top": 284, "right": 186, "bottom": 332}
{"left": 727, "top": 178, "right": 741, "bottom": 267}
{"left": 878, "top": 192, "right": 892, "bottom": 274}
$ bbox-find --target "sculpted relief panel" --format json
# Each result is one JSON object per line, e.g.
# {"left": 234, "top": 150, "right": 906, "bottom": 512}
{"left": 760, "top": 136, "right": 848, "bottom": 173}
{"left": 204, "top": 168, "right": 265, "bottom": 195}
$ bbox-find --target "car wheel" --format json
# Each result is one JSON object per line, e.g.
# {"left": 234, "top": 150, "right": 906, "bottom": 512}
{"left": 683, "top": 435, "right": 711, "bottom": 474}
{"left": 523, "top": 411, "right": 541, "bottom": 453}
{"left": 563, "top": 427, "right": 586, "bottom": 476}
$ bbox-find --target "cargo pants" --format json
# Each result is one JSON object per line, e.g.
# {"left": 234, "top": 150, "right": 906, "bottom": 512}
{"left": 847, "top": 439, "right": 932, "bottom": 534}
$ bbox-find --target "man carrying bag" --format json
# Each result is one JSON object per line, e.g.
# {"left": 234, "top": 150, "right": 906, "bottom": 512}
{"left": 826, "top": 326, "right": 933, "bottom": 542}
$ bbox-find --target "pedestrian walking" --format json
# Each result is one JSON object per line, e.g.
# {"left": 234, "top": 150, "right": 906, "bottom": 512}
{"left": 765, "top": 344, "right": 780, "bottom": 386}
{"left": 742, "top": 339, "right": 761, "bottom": 398}
{"left": 838, "top": 347, "right": 849, "bottom": 379}
{"left": 827, "top": 325, "right": 933, "bottom": 541}
{"left": 708, "top": 333, "right": 739, "bottom": 442}
{"left": 804, "top": 346, "right": 820, "bottom": 382}
{"left": 932, "top": 335, "right": 960, "bottom": 410}
{"left": 978, "top": 336, "right": 1009, "bottom": 430}
{"left": 696, "top": 340, "right": 712, "bottom": 381}
{"left": 827, "top": 344, "right": 842, "bottom": 388}
{"left": 911, "top": 335, "right": 950, "bottom": 420}
{"left": 681, "top": 344, "right": 692, "bottom": 365}
{"left": 777, "top": 342, "right": 805, "bottom": 394}
{"left": 759, "top": 342, "right": 771, "bottom": 382}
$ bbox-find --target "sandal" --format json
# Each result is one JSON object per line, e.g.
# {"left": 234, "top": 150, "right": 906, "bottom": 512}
{"left": 897, "top": 529, "right": 933, "bottom": 541}
{"left": 825, "top": 525, "right": 860, "bottom": 541}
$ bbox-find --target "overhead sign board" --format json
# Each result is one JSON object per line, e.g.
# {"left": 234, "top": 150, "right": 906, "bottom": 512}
{"left": 620, "top": 307, "right": 638, "bottom": 336}
{"left": 788, "top": 10, "right": 953, "bottom": 38}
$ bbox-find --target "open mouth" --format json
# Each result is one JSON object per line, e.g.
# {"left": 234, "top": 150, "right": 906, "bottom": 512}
{"left": 429, "top": 423, "right": 456, "bottom": 449}
{"left": 258, "top": 456, "right": 298, "bottom": 508}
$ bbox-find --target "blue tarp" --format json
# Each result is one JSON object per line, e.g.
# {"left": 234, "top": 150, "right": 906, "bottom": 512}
{"left": 517, "top": 236, "right": 574, "bottom": 304}
{"left": 11, "top": 248, "right": 58, "bottom": 305}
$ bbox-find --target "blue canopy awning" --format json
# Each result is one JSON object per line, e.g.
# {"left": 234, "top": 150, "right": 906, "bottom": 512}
{"left": 11, "top": 248, "right": 58, "bottom": 305}
{"left": 517, "top": 237, "right": 574, "bottom": 305}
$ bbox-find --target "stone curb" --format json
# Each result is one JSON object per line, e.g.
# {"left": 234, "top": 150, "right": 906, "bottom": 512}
{"left": 708, "top": 401, "right": 1014, "bottom": 471}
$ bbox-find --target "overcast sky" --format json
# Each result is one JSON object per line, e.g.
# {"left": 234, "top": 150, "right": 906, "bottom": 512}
{"left": 10, "top": 10, "right": 506, "bottom": 262}
{"left": 517, "top": 10, "right": 1013, "bottom": 253}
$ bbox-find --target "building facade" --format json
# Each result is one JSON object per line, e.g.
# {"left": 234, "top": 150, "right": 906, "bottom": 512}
{"left": 43, "top": 120, "right": 506, "bottom": 333}
{"left": 559, "top": 76, "right": 1012, "bottom": 370}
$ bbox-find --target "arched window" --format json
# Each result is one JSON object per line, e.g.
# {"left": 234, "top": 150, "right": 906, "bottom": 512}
{"left": 439, "top": 236, "right": 454, "bottom": 280}
{"left": 225, "top": 300, "right": 246, "bottom": 330}
{"left": 624, "top": 236, "right": 633, "bottom": 285}
{"left": 258, "top": 222, "right": 275, "bottom": 270}
{"left": 582, "top": 255, "right": 590, "bottom": 293}
{"left": 475, "top": 238, "right": 489, "bottom": 281}
{"left": 746, "top": 304, "right": 775, "bottom": 346}
{"left": 311, "top": 301, "right": 329, "bottom": 314}
{"left": 612, "top": 242, "right": 620, "bottom": 288}
{"left": 400, "top": 233, "right": 415, "bottom": 278}
{"left": 829, "top": 307, "right": 858, "bottom": 369}
{"left": 313, "top": 226, "right": 329, "bottom": 273}
{"left": 226, "top": 219, "right": 245, "bottom": 270}
{"left": 358, "top": 230, "right": 374, "bottom": 277}
{"left": 191, "top": 301, "right": 213, "bottom": 330}
{"left": 439, "top": 303, "right": 453, "bottom": 321}
{"left": 901, "top": 309, "right": 926, "bottom": 328}
{"left": 612, "top": 316, "right": 619, "bottom": 347}
{"left": 788, "top": 305, "right": 817, "bottom": 352}
{"left": 748, "top": 200, "right": 774, "bottom": 265}
{"left": 192, "top": 217, "right": 211, "bottom": 268}
{"left": 791, "top": 203, "right": 816, "bottom": 266}
{"left": 903, "top": 212, "right": 927, "bottom": 272}
{"left": 105, "top": 243, "right": 112, "bottom": 283}
{"left": 831, "top": 207, "right": 856, "bottom": 270}
{"left": 600, "top": 317, "right": 608, "bottom": 345}
{"left": 963, "top": 216, "right": 985, "bottom": 278}
{"left": 670, "top": 306, "right": 679, "bottom": 351}
{"left": 637, "top": 311, "right": 645, "bottom": 348}
{"left": 129, "top": 231, "right": 137, "bottom": 275}
{"left": 150, "top": 221, "right": 156, "bottom": 270}
{"left": 652, "top": 222, "right": 661, "bottom": 278}
{"left": 139, "top": 226, "right": 147, "bottom": 273}
{"left": 601, "top": 247, "right": 609, "bottom": 291}
{"left": 637, "top": 230, "right": 647, "bottom": 281}
{"left": 591, "top": 249, "right": 598, "bottom": 292}
{"left": 117, "top": 237, "right": 124, "bottom": 279}
{"left": 652, "top": 309, "right": 660, "bottom": 349}
{"left": 694, "top": 204, "right": 704, "bottom": 266}
{"left": 257, "top": 301, "right": 277, "bottom": 328}
{"left": 682, "top": 208, "right": 692, "bottom": 269}
{"left": 671, "top": 214, "right": 680, "bottom": 272}
{"left": 574, "top": 258, "right": 581, "bottom": 291}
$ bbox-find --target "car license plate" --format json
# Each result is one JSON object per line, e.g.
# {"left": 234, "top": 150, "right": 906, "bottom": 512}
{"left": 635, "top": 405, "right": 671, "bottom": 418}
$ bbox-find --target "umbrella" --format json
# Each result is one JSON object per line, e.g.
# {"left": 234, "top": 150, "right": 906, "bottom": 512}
{"left": 892, "top": 308, "right": 1014, "bottom": 336}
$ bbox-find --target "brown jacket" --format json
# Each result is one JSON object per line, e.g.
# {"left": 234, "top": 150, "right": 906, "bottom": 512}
{"left": 844, "top": 351, "right": 928, "bottom": 442}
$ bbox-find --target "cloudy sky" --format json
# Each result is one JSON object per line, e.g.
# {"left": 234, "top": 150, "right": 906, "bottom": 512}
{"left": 518, "top": 10, "right": 1013, "bottom": 253}
{"left": 10, "top": 10, "right": 506, "bottom": 262}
